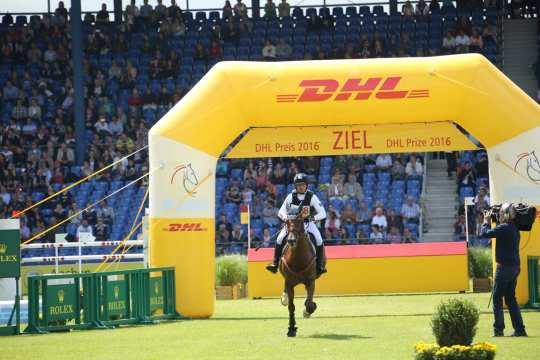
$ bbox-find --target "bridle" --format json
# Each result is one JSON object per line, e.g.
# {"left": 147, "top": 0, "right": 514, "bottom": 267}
{"left": 286, "top": 214, "right": 305, "bottom": 247}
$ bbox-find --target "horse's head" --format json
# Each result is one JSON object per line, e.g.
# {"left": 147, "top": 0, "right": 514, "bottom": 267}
{"left": 286, "top": 214, "right": 306, "bottom": 248}
{"left": 529, "top": 151, "right": 540, "bottom": 172}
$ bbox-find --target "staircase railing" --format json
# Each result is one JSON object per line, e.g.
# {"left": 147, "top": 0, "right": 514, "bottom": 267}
{"left": 419, "top": 152, "right": 429, "bottom": 241}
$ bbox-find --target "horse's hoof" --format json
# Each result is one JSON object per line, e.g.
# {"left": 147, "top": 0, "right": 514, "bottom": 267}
{"left": 280, "top": 292, "right": 288, "bottom": 306}
{"left": 287, "top": 327, "right": 297, "bottom": 337}
{"left": 303, "top": 310, "right": 311, "bottom": 318}
{"left": 305, "top": 301, "right": 317, "bottom": 315}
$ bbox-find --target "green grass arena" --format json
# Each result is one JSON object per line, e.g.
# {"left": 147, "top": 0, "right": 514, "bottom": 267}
{"left": 5, "top": 293, "right": 540, "bottom": 359}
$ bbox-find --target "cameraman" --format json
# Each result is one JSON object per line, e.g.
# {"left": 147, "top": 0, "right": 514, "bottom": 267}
{"left": 479, "top": 203, "right": 527, "bottom": 337}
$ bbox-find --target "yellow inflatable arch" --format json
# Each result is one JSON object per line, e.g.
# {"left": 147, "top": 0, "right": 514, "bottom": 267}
{"left": 149, "top": 54, "right": 540, "bottom": 318}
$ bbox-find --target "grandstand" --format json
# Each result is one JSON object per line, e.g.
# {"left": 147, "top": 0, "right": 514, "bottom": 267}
{"left": 0, "top": 0, "right": 537, "bottom": 261}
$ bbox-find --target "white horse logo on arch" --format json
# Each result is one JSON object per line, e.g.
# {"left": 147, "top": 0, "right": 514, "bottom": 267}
{"left": 170, "top": 163, "right": 199, "bottom": 197}
{"left": 514, "top": 151, "right": 540, "bottom": 183}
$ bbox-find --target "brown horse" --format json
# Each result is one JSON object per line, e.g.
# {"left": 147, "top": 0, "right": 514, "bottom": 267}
{"left": 279, "top": 214, "right": 323, "bottom": 337}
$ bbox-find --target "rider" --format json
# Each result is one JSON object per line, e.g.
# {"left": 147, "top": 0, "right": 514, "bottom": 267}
{"left": 265, "top": 173, "right": 327, "bottom": 276}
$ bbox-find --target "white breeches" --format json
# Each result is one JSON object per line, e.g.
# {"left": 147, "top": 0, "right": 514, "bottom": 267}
{"left": 276, "top": 222, "right": 323, "bottom": 246}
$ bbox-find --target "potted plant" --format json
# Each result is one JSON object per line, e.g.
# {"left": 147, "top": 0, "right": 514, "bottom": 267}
{"left": 468, "top": 247, "right": 493, "bottom": 292}
{"left": 215, "top": 254, "right": 247, "bottom": 300}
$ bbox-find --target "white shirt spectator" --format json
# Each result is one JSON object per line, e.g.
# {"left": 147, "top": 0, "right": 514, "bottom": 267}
{"left": 28, "top": 102, "right": 42, "bottom": 120}
{"left": 401, "top": 201, "right": 421, "bottom": 220}
{"left": 324, "top": 217, "right": 341, "bottom": 231}
{"left": 405, "top": 159, "right": 423, "bottom": 177}
{"left": 113, "top": 154, "right": 128, "bottom": 174}
{"left": 370, "top": 230, "right": 385, "bottom": 244}
{"left": 262, "top": 43, "right": 276, "bottom": 59}
{"left": 43, "top": 47, "right": 57, "bottom": 63}
{"left": 376, "top": 154, "right": 392, "bottom": 169}
{"left": 443, "top": 35, "right": 456, "bottom": 50}
{"left": 474, "top": 193, "right": 490, "bottom": 206}
{"left": 95, "top": 118, "right": 111, "bottom": 135}
{"left": 371, "top": 214, "right": 388, "bottom": 229}
{"left": 109, "top": 119, "right": 124, "bottom": 136}
{"left": 57, "top": 145, "right": 75, "bottom": 164}
{"left": 455, "top": 34, "right": 471, "bottom": 47}
{"left": 77, "top": 223, "right": 93, "bottom": 237}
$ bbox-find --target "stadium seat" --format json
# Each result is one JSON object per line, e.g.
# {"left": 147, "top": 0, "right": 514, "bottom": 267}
{"left": 345, "top": 6, "right": 358, "bottom": 17}
{"left": 332, "top": 7, "right": 344, "bottom": 18}
{"left": 292, "top": 7, "right": 303, "bottom": 19}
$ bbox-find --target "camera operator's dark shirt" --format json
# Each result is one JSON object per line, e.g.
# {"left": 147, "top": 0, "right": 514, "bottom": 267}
{"left": 479, "top": 223, "right": 520, "bottom": 267}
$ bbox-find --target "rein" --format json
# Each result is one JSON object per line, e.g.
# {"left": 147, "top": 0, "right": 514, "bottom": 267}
{"left": 281, "top": 220, "right": 316, "bottom": 280}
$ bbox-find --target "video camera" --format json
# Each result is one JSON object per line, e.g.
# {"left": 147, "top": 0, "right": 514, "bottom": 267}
{"left": 486, "top": 203, "right": 537, "bottom": 231}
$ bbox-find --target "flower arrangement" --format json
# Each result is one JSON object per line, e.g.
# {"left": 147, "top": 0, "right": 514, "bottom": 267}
{"left": 414, "top": 342, "right": 496, "bottom": 360}
{"left": 414, "top": 298, "right": 496, "bottom": 359}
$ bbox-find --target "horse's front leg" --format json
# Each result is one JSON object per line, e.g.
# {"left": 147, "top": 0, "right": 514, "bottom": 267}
{"left": 286, "top": 284, "right": 297, "bottom": 337}
{"left": 303, "top": 281, "right": 317, "bottom": 318}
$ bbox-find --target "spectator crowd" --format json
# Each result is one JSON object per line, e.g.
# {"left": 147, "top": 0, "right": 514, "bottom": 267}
{"left": 0, "top": 1, "right": 509, "bottom": 256}
{"left": 215, "top": 153, "right": 426, "bottom": 255}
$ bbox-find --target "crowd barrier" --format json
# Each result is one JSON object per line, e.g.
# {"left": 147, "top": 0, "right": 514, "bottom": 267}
{"left": 24, "top": 267, "right": 184, "bottom": 334}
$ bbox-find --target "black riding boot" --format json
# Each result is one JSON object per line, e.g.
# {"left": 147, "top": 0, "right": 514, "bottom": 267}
{"left": 266, "top": 242, "right": 285, "bottom": 274}
{"left": 316, "top": 244, "right": 327, "bottom": 276}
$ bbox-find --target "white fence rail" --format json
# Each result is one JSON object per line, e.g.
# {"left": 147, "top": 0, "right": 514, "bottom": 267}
{"left": 21, "top": 240, "right": 145, "bottom": 273}
{"left": 22, "top": 240, "right": 143, "bottom": 249}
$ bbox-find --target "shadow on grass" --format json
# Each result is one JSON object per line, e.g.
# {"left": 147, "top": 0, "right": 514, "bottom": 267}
{"left": 306, "top": 333, "right": 372, "bottom": 340}
{"left": 209, "top": 313, "right": 434, "bottom": 321}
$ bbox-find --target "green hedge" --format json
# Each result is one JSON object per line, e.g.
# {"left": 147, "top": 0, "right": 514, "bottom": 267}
{"left": 431, "top": 298, "right": 480, "bottom": 347}
{"left": 215, "top": 255, "right": 247, "bottom": 286}
{"left": 468, "top": 247, "right": 493, "bottom": 278}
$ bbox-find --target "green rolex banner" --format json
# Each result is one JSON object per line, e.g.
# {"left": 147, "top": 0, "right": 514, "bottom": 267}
{"left": 149, "top": 277, "right": 164, "bottom": 311}
{"left": 0, "top": 219, "right": 20, "bottom": 278}
{"left": 106, "top": 280, "right": 128, "bottom": 317}
{"left": 45, "top": 284, "right": 77, "bottom": 321}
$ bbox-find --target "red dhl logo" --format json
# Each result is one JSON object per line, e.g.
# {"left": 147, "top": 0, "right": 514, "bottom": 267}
{"left": 163, "top": 223, "right": 207, "bottom": 232}
{"left": 276, "top": 77, "right": 429, "bottom": 103}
